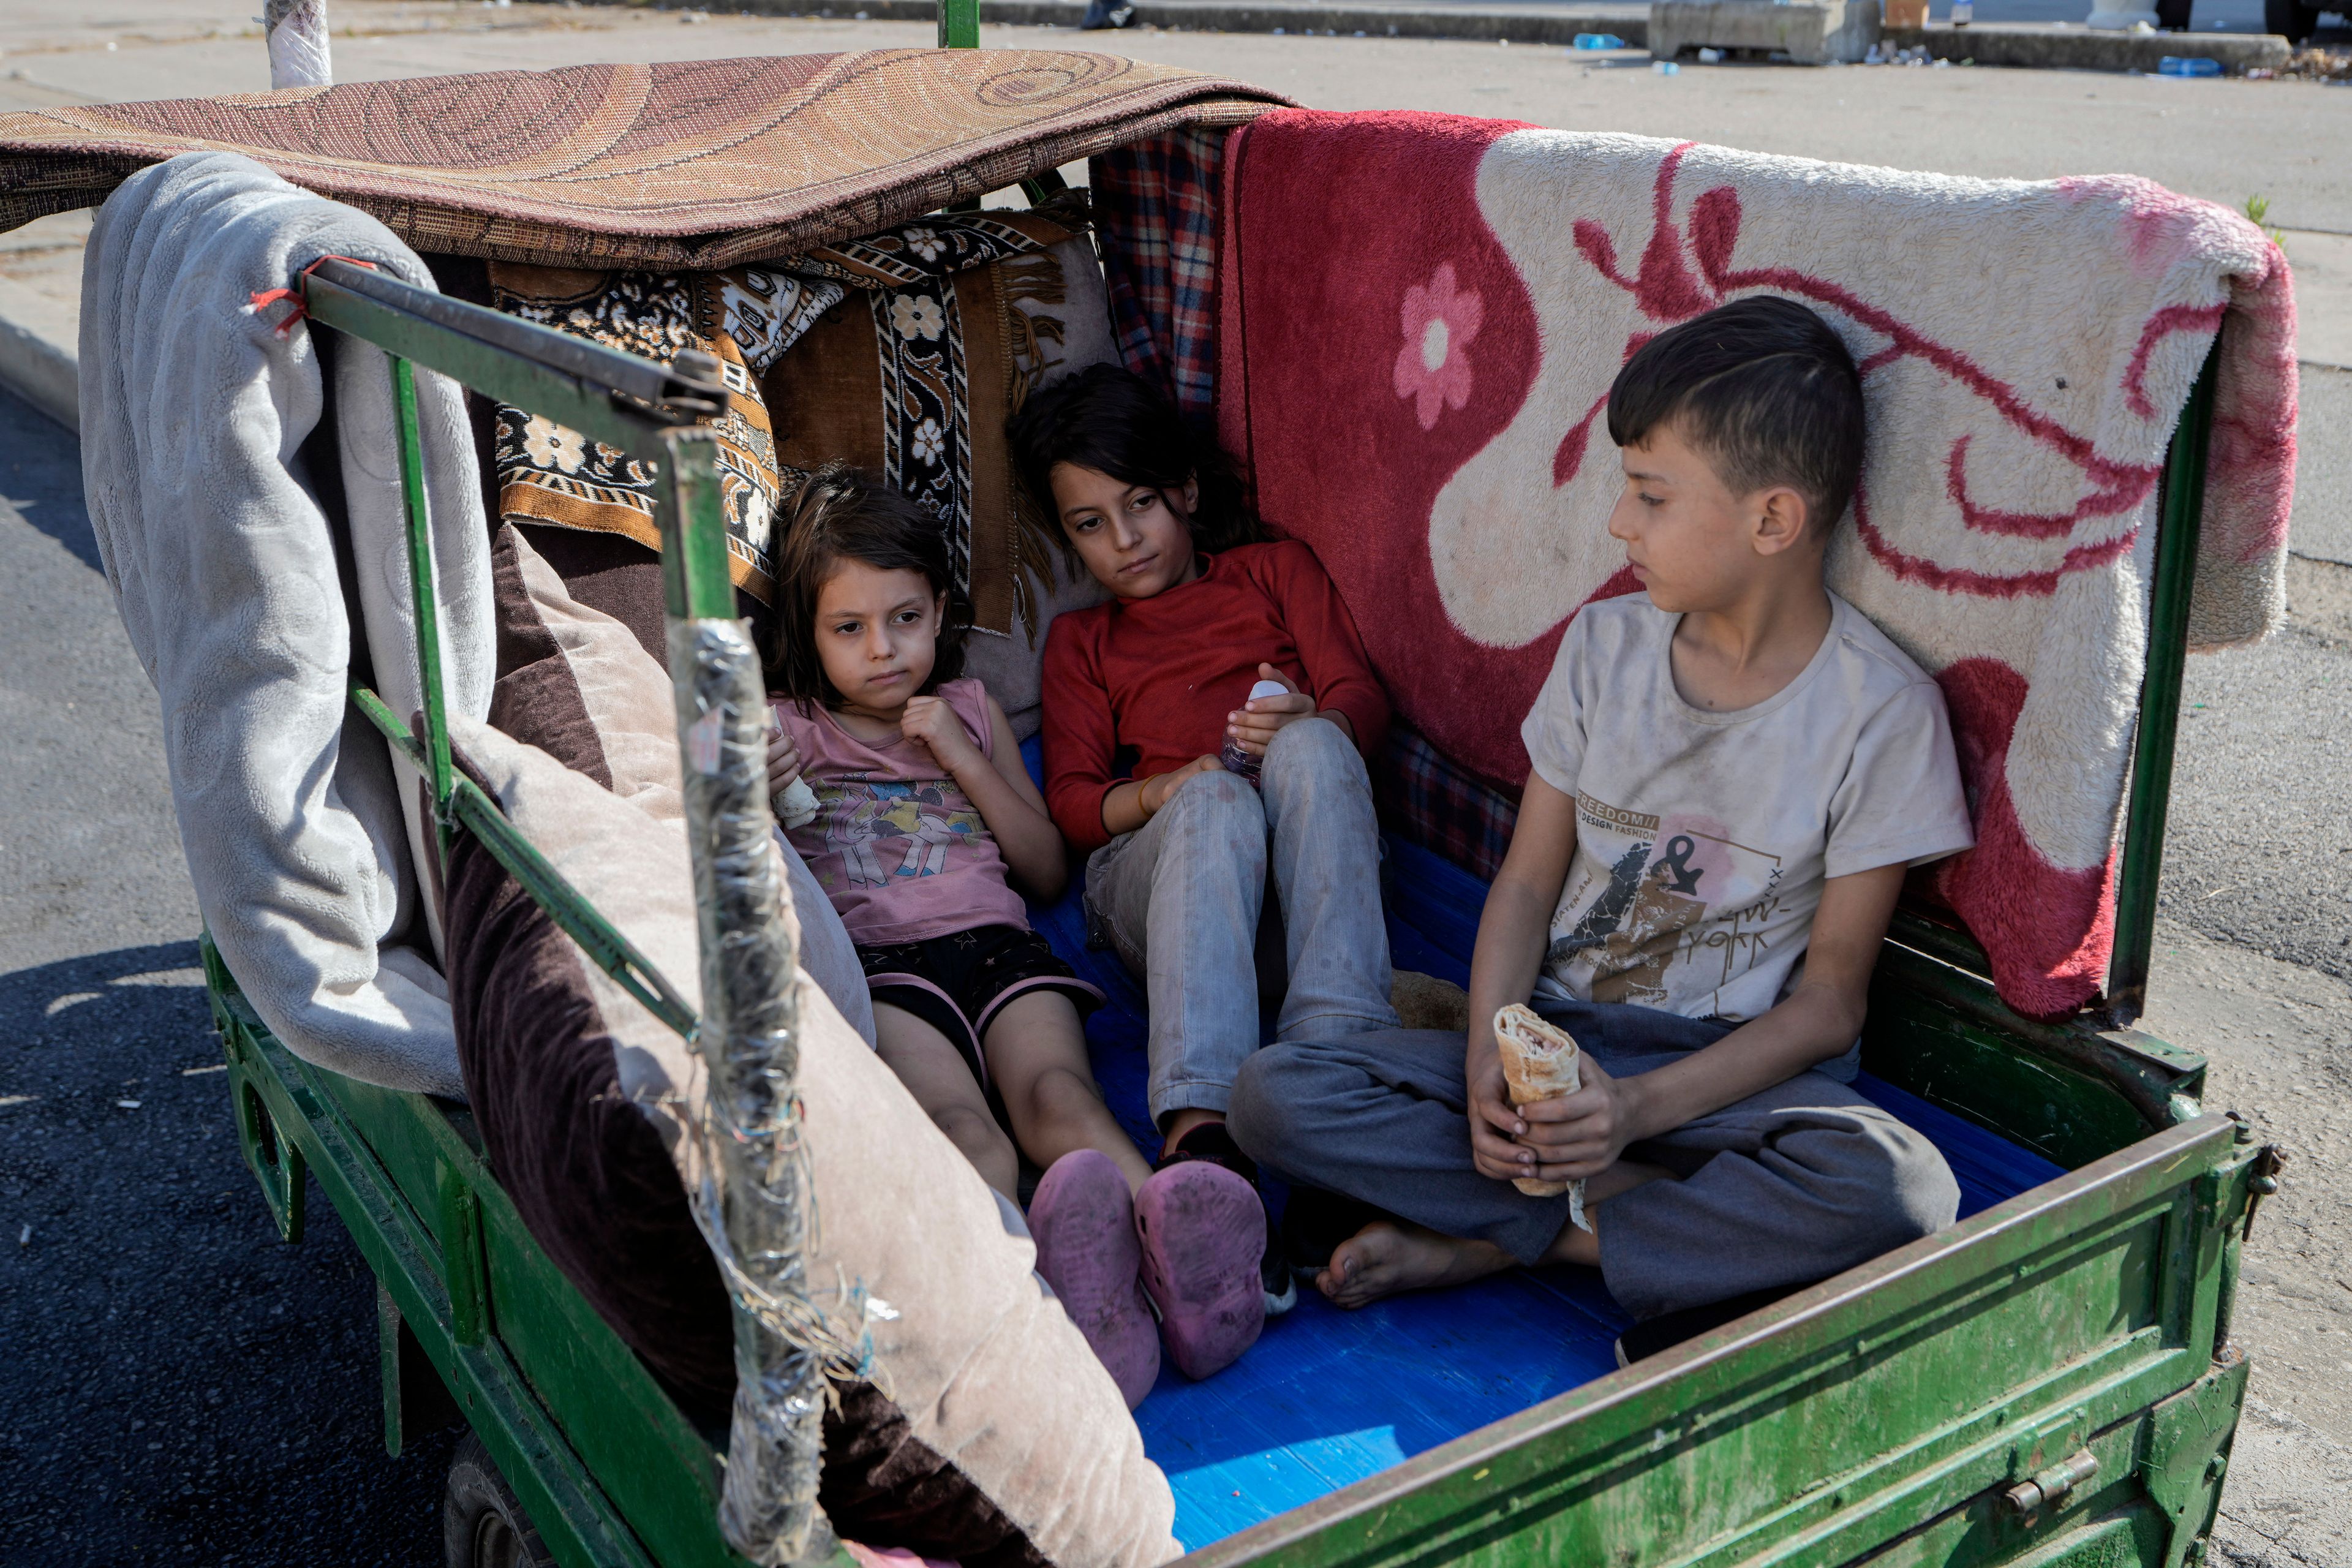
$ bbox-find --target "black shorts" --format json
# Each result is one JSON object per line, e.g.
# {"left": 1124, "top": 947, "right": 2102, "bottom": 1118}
{"left": 856, "top": 924, "right": 1103, "bottom": 1093}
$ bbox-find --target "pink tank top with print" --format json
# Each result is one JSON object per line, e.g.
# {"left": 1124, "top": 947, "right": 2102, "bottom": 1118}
{"left": 775, "top": 678, "right": 1030, "bottom": 946}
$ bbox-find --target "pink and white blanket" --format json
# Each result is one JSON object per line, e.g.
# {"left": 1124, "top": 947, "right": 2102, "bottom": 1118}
{"left": 1217, "top": 110, "right": 2297, "bottom": 1019}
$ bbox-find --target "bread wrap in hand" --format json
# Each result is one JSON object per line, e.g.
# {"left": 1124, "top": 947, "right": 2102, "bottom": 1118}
{"left": 1492, "top": 1003, "right": 1591, "bottom": 1232}
{"left": 772, "top": 777, "right": 820, "bottom": 830}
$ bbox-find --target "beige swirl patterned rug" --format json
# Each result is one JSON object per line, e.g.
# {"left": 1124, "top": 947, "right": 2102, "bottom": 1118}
{"left": 0, "top": 50, "right": 1283, "bottom": 267}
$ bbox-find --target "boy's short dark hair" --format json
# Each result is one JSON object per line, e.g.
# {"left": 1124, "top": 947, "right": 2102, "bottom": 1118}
{"left": 1605, "top": 296, "right": 1866, "bottom": 532}
{"left": 768, "top": 463, "right": 965, "bottom": 710}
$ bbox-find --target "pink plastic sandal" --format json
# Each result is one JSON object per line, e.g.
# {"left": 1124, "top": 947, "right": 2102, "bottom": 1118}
{"left": 1029, "top": 1150, "right": 1159, "bottom": 1408}
{"left": 1134, "top": 1161, "right": 1267, "bottom": 1381}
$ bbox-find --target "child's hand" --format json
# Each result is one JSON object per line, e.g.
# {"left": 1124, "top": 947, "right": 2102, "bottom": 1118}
{"left": 1140, "top": 755, "right": 1224, "bottom": 816}
{"left": 1512, "top": 1057, "right": 1637, "bottom": 1183}
{"left": 1224, "top": 664, "right": 1316, "bottom": 758}
{"left": 1466, "top": 1033, "right": 1537, "bottom": 1182}
{"left": 902, "top": 695, "right": 981, "bottom": 772}
{"left": 766, "top": 723, "right": 805, "bottom": 796}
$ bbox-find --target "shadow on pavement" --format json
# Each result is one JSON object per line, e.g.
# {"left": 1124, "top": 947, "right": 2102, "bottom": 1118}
{"left": 0, "top": 940, "right": 456, "bottom": 1564}
{"left": 0, "top": 381, "right": 98, "bottom": 574}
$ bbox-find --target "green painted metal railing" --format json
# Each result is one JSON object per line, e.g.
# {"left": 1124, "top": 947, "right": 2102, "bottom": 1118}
{"left": 2105, "top": 342, "right": 2221, "bottom": 1027}
{"left": 1888, "top": 349, "right": 2218, "bottom": 1031}
{"left": 301, "top": 255, "right": 835, "bottom": 1566}
{"left": 308, "top": 259, "right": 714, "bottom": 1041}
{"left": 938, "top": 0, "right": 979, "bottom": 49}
{"left": 345, "top": 687, "right": 698, "bottom": 1038}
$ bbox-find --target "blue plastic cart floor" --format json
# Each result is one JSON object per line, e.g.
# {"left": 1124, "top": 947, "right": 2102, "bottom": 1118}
{"left": 1016, "top": 742, "right": 2062, "bottom": 1549}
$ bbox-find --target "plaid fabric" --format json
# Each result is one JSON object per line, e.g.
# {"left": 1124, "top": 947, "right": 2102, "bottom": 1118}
{"left": 1373, "top": 723, "right": 1521, "bottom": 884}
{"left": 1090, "top": 125, "right": 1227, "bottom": 427}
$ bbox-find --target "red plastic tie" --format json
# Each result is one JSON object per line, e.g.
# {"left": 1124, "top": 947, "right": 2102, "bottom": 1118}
{"left": 249, "top": 254, "right": 381, "bottom": 337}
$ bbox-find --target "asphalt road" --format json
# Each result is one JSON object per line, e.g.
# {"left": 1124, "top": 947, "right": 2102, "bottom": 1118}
{"left": 2165, "top": 586, "right": 2352, "bottom": 981}
{"left": 0, "top": 383, "right": 456, "bottom": 1564}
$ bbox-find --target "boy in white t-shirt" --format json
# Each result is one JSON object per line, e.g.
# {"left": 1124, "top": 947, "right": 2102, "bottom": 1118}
{"left": 1228, "top": 296, "right": 1975, "bottom": 1357}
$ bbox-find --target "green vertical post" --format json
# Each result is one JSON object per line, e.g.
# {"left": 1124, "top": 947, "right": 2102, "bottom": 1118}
{"left": 657, "top": 423, "right": 832, "bottom": 1563}
{"left": 2105, "top": 347, "right": 2218, "bottom": 1027}
{"left": 652, "top": 431, "right": 737, "bottom": 620}
{"left": 938, "top": 0, "right": 982, "bottom": 213}
{"left": 391, "top": 355, "right": 454, "bottom": 848}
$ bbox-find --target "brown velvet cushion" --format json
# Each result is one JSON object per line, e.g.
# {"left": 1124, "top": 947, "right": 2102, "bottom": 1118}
{"left": 511, "top": 524, "right": 672, "bottom": 677}
{"left": 458, "top": 526, "right": 727, "bottom": 1408}
{"left": 443, "top": 795, "right": 737, "bottom": 1415}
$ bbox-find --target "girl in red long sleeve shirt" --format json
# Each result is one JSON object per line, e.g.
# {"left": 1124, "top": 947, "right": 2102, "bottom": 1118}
{"left": 1012, "top": 365, "right": 1401, "bottom": 1382}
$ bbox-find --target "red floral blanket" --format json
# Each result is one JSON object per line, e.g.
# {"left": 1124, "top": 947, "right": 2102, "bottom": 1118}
{"left": 1217, "top": 109, "right": 2296, "bottom": 1018}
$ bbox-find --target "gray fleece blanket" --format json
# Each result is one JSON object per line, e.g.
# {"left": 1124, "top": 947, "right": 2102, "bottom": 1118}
{"left": 80, "top": 153, "right": 493, "bottom": 1098}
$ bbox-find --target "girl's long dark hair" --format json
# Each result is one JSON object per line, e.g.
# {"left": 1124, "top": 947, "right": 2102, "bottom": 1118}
{"left": 768, "top": 463, "right": 965, "bottom": 710}
{"left": 1006, "top": 363, "right": 1261, "bottom": 555}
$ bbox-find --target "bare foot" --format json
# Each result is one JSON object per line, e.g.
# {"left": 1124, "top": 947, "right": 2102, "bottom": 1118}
{"left": 1316, "top": 1221, "right": 1515, "bottom": 1310}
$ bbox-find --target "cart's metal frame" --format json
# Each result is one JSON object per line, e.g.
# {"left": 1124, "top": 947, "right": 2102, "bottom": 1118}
{"left": 201, "top": 26, "right": 2277, "bottom": 1565}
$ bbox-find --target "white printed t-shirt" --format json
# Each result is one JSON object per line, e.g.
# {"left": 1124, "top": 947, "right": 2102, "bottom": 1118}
{"left": 1522, "top": 592, "right": 1973, "bottom": 1038}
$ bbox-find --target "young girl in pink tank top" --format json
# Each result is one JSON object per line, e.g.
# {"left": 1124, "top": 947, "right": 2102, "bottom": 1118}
{"left": 766, "top": 467, "right": 1248, "bottom": 1408}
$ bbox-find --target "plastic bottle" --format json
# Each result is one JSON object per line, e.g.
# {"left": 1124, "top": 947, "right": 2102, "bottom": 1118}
{"left": 1571, "top": 31, "right": 1626, "bottom": 47}
{"left": 1220, "top": 680, "right": 1292, "bottom": 784}
{"left": 1653, "top": 58, "right": 1681, "bottom": 73}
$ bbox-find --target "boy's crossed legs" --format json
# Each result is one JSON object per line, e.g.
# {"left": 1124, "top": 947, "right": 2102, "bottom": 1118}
{"left": 1227, "top": 998, "right": 1959, "bottom": 1322}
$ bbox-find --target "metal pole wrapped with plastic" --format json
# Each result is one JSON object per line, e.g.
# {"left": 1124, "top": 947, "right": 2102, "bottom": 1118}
{"left": 658, "top": 428, "right": 833, "bottom": 1565}
{"left": 263, "top": 0, "right": 333, "bottom": 88}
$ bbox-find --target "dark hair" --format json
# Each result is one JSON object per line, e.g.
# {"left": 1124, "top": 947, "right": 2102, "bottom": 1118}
{"left": 1605, "top": 296, "right": 1866, "bottom": 532}
{"left": 768, "top": 463, "right": 965, "bottom": 710}
{"left": 1006, "top": 363, "right": 1261, "bottom": 556}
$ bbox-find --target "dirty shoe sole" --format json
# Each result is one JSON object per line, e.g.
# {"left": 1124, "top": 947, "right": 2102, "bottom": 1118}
{"left": 1030, "top": 1150, "right": 1159, "bottom": 1408}
{"left": 1135, "top": 1162, "right": 1267, "bottom": 1381}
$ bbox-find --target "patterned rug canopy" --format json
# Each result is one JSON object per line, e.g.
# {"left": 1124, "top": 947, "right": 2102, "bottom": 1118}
{"left": 0, "top": 51, "right": 1284, "bottom": 268}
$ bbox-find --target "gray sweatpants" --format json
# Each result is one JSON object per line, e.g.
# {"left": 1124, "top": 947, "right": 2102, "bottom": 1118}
{"left": 1085, "top": 717, "right": 1398, "bottom": 1124}
{"left": 1226, "top": 998, "right": 1961, "bottom": 1319}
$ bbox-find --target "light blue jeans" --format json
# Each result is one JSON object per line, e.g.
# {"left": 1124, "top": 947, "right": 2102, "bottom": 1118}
{"left": 1084, "top": 717, "right": 1398, "bottom": 1123}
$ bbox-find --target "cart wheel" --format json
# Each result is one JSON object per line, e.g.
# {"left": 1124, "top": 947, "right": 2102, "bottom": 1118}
{"left": 443, "top": 1433, "right": 557, "bottom": 1568}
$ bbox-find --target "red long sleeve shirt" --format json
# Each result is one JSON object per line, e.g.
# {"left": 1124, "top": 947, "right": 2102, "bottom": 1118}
{"left": 1042, "top": 540, "right": 1390, "bottom": 852}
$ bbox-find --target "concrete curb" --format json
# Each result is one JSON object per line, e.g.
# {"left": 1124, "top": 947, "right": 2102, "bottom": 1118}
{"left": 1882, "top": 20, "right": 2291, "bottom": 69}
{"left": 673, "top": 0, "right": 1653, "bottom": 45}
{"left": 586, "top": 0, "right": 2297, "bottom": 68}
{"left": 0, "top": 276, "right": 78, "bottom": 433}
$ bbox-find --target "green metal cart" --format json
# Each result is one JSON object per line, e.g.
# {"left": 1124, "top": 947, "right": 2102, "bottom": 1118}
{"left": 190, "top": 18, "right": 2284, "bottom": 1568}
